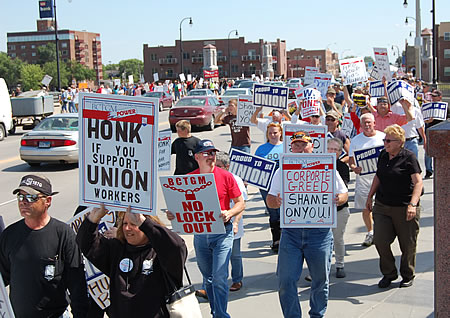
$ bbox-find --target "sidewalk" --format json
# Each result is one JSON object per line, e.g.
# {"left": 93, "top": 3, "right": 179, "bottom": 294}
{"left": 181, "top": 146, "right": 435, "bottom": 318}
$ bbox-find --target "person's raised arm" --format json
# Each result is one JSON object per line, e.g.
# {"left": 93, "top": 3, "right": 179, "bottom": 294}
{"left": 399, "top": 98, "right": 415, "bottom": 122}
{"left": 251, "top": 106, "right": 263, "bottom": 125}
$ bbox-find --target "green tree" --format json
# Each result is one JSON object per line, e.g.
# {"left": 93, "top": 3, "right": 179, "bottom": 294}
{"left": 118, "top": 59, "right": 143, "bottom": 83}
{"left": 20, "top": 64, "right": 44, "bottom": 91}
{"left": 66, "top": 60, "right": 96, "bottom": 83}
{"left": 42, "top": 61, "right": 69, "bottom": 89}
{"left": 364, "top": 56, "right": 374, "bottom": 64}
{"left": 37, "top": 43, "right": 57, "bottom": 65}
{"left": 0, "top": 52, "right": 23, "bottom": 89}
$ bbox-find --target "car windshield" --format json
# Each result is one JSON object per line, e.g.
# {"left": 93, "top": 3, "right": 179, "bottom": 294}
{"left": 223, "top": 90, "right": 247, "bottom": 96}
{"left": 287, "top": 83, "right": 299, "bottom": 88}
{"left": 144, "top": 92, "right": 162, "bottom": 98}
{"left": 35, "top": 117, "right": 78, "bottom": 131}
{"left": 176, "top": 98, "right": 206, "bottom": 106}
{"left": 188, "top": 90, "right": 206, "bottom": 96}
{"left": 238, "top": 81, "right": 254, "bottom": 88}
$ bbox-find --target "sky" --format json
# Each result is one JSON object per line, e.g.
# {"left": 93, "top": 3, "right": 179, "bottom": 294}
{"left": 1, "top": 0, "right": 449, "bottom": 66}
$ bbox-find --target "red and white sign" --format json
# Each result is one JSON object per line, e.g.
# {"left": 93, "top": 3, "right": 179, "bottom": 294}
{"left": 313, "top": 73, "right": 332, "bottom": 100}
{"left": 283, "top": 123, "right": 328, "bottom": 154}
{"left": 373, "top": 48, "right": 392, "bottom": 81}
{"left": 203, "top": 69, "right": 219, "bottom": 79}
{"left": 160, "top": 174, "right": 225, "bottom": 234}
{"left": 339, "top": 57, "right": 368, "bottom": 85}
{"left": 281, "top": 153, "right": 337, "bottom": 228}
{"left": 304, "top": 66, "right": 319, "bottom": 85}
{"left": 78, "top": 93, "right": 159, "bottom": 215}
{"left": 295, "top": 87, "right": 321, "bottom": 118}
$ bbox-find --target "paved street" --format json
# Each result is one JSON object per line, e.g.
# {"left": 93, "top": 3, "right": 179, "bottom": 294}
{"left": 0, "top": 112, "right": 435, "bottom": 317}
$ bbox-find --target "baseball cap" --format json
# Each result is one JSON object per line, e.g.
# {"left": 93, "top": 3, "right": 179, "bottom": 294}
{"left": 431, "top": 90, "right": 442, "bottom": 97}
{"left": 377, "top": 97, "right": 388, "bottom": 104}
{"left": 327, "top": 87, "right": 336, "bottom": 94}
{"left": 12, "top": 175, "right": 58, "bottom": 196}
{"left": 290, "top": 131, "right": 312, "bottom": 145}
{"left": 325, "top": 110, "right": 340, "bottom": 120}
{"left": 194, "top": 139, "right": 219, "bottom": 154}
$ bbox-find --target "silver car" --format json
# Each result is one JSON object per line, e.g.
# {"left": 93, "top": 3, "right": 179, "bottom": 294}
{"left": 20, "top": 113, "right": 79, "bottom": 166}
{"left": 219, "top": 88, "right": 252, "bottom": 105}
{"left": 187, "top": 89, "right": 216, "bottom": 97}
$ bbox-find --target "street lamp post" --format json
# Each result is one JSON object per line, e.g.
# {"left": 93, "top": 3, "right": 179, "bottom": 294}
{"left": 431, "top": 0, "right": 437, "bottom": 84}
{"left": 53, "top": 0, "right": 61, "bottom": 91}
{"left": 179, "top": 17, "right": 193, "bottom": 76}
{"left": 227, "top": 29, "right": 238, "bottom": 78}
{"left": 404, "top": 0, "right": 421, "bottom": 79}
{"left": 392, "top": 45, "right": 401, "bottom": 67}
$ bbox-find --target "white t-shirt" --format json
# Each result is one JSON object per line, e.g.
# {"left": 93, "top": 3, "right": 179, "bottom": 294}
{"left": 349, "top": 130, "right": 385, "bottom": 193}
{"left": 268, "top": 167, "right": 347, "bottom": 197}
{"left": 256, "top": 118, "right": 293, "bottom": 135}
{"left": 391, "top": 103, "right": 424, "bottom": 138}
{"left": 231, "top": 174, "right": 247, "bottom": 240}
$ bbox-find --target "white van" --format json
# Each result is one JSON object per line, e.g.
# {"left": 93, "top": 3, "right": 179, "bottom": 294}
{"left": 0, "top": 78, "right": 13, "bottom": 141}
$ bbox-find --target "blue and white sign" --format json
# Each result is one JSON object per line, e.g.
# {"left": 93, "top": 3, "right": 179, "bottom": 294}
{"left": 39, "top": 0, "right": 54, "bottom": 19}
{"left": 422, "top": 102, "right": 448, "bottom": 121}
{"left": 387, "top": 80, "right": 414, "bottom": 105}
{"left": 229, "top": 149, "right": 277, "bottom": 191}
{"left": 313, "top": 73, "right": 332, "bottom": 100}
{"left": 253, "top": 83, "right": 288, "bottom": 110}
{"left": 354, "top": 145, "right": 384, "bottom": 176}
{"left": 369, "top": 81, "right": 385, "bottom": 98}
{"left": 157, "top": 130, "right": 171, "bottom": 171}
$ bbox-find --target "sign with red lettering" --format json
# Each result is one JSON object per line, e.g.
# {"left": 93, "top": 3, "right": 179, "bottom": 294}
{"left": 295, "top": 87, "right": 321, "bottom": 118}
{"left": 78, "top": 93, "right": 159, "bottom": 215}
{"left": 160, "top": 174, "right": 225, "bottom": 234}
{"left": 203, "top": 69, "right": 219, "bottom": 79}
{"left": 281, "top": 153, "right": 337, "bottom": 228}
{"left": 283, "top": 123, "right": 327, "bottom": 154}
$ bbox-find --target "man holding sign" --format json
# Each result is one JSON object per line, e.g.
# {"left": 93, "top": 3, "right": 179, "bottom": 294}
{"left": 166, "top": 140, "right": 244, "bottom": 318}
{"left": 266, "top": 132, "right": 348, "bottom": 318}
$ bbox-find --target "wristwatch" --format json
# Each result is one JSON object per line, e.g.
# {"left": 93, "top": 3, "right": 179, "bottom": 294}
{"left": 408, "top": 202, "right": 418, "bottom": 207}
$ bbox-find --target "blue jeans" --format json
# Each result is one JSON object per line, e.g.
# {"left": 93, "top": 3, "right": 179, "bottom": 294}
{"left": 277, "top": 228, "right": 333, "bottom": 318}
{"left": 424, "top": 152, "right": 433, "bottom": 173}
{"left": 259, "top": 189, "right": 280, "bottom": 223}
{"left": 69, "top": 102, "right": 77, "bottom": 113}
{"left": 230, "top": 238, "right": 243, "bottom": 283}
{"left": 404, "top": 138, "right": 419, "bottom": 160}
{"left": 61, "top": 101, "right": 68, "bottom": 113}
{"left": 194, "top": 223, "right": 233, "bottom": 318}
{"left": 230, "top": 145, "right": 250, "bottom": 154}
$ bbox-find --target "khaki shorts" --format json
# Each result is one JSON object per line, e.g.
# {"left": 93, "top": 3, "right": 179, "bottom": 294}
{"left": 354, "top": 191, "right": 369, "bottom": 210}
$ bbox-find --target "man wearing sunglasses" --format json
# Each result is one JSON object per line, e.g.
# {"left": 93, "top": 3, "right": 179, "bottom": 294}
{"left": 0, "top": 175, "right": 88, "bottom": 318}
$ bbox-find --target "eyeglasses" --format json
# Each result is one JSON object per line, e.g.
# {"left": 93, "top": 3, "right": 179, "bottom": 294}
{"left": 201, "top": 151, "right": 216, "bottom": 157}
{"left": 17, "top": 193, "right": 46, "bottom": 203}
{"left": 383, "top": 139, "right": 401, "bottom": 144}
{"left": 325, "top": 117, "right": 336, "bottom": 122}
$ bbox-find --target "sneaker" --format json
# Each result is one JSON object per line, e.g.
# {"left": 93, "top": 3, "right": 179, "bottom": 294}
{"left": 362, "top": 233, "right": 373, "bottom": 247}
{"left": 195, "top": 289, "right": 208, "bottom": 300}
{"left": 424, "top": 171, "right": 433, "bottom": 179}
{"left": 336, "top": 268, "right": 346, "bottom": 278}
{"left": 230, "top": 281, "right": 243, "bottom": 291}
{"left": 399, "top": 278, "right": 414, "bottom": 288}
{"left": 378, "top": 276, "right": 397, "bottom": 288}
{"left": 304, "top": 275, "right": 312, "bottom": 282}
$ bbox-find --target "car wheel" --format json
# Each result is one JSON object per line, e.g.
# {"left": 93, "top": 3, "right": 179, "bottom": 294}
{"left": 170, "top": 124, "right": 177, "bottom": 133}
{"left": 27, "top": 162, "right": 40, "bottom": 167}
{"left": 159, "top": 102, "right": 163, "bottom": 112}
{"left": 206, "top": 116, "right": 215, "bottom": 131}
{"left": 0, "top": 124, "right": 5, "bottom": 141}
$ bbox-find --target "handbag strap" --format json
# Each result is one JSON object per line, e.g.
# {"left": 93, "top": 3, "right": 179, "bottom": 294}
{"left": 161, "top": 264, "right": 192, "bottom": 294}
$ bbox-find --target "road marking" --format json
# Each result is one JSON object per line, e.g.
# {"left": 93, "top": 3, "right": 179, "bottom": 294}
{"left": 0, "top": 199, "right": 16, "bottom": 207}
{"left": 0, "top": 156, "right": 20, "bottom": 165}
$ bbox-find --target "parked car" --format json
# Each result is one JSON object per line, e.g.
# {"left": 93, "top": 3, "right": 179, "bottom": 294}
{"left": 143, "top": 91, "right": 174, "bottom": 111}
{"left": 20, "top": 113, "right": 79, "bottom": 166}
{"left": 187, "top": 89, "right": 215, "bottom": 97}
{"left": 219, "top": 88, "right": 252, "bottom": 105}
{"left": 288, "top": 78, "right": 302, "bottom": 85}
{"left": 237, "top": 80, "right": 256, "bottom": 90}
{"left": 286, "top": 82, "right": 303, "bottom": 99}
{"left": 169, "top": 96, "right": 223, "bottom": 132}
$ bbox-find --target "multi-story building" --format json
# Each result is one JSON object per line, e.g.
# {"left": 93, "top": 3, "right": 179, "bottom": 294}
{"left": 143, "top": 37, "right": 287, "bottom": 81}
{"left": 286, "top": 48, "right": 339, "bottom": 78}
{"left": 437, "top": 21, "right": 450, "bottom": 83}
{"left": 7, "top": 20, "right": 102, "bottom": 82}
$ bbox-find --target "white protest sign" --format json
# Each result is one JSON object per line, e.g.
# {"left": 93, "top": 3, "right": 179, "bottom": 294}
{"left": 113, "top": 79, "right": 121, "bottom": 87}
{"left": 304, "top": 66, "right": 319, "bottom": 85}
{"left": 236, "top": 95, "right": 255, "bottom": 126}
{"left": 158, "top": 130, "right": 171, "bottom": 171}
{"left": 154, "top": 85, "right": 164, "bottom": 92}
{"left": 373, "top": 48, "right": 392, "bottom": 81}
{"left": 128, "top": 75, "right": 134, "bottom": 84}
{"left": 67, "top": 209, "right": 117, "bottom": 310}
{"left": 295, "top": 88, "right": 321, "bottom": 118}
{"left": 153, "top": 73, "right": 159, "bottom": 82}
{"left": 78, "top": 93, "right": 159, "bottom": 215}
{"left": 187, "top": 74, "right": 192, "bottom": 82}
{"left": 199, "top": 78, "right": 204, "bottom": 87}
{"left": 283, "top": 124, "right": 327, "bottom": 154}
{"left": 41, "top": 74, "right": 53, "bottom": 86}
{"left": 339, "top": 57, "right": 368, "bottom": 85}
{"left": 370, "top": 65, "right": 381, "bottom": 80}
{"left": 281, "top": 153, "right": 337, "bottom": 228}
{"left": 313, "top": 73, "right": 332, "bottom": 100}
{"left": 369, "top": 80, "right": 385, "bottom": 97}
{"left": 0, "top": 274, "right": 15, "bottom": 318}
{"left": 387, "top": 80, "right": 414, "bottom": 105}
{"left": 341, "top": 113, "right": 357, "bottom": 138}
{"left": 163, "top": 84, "right": 169, "bottom": 92}
{"left": 160, "top": 174, "right": 225, "bottom": 235}
{"left": 422, "top": 102, "right": 448, "bottom": 121}
{"left": 179, "top": 73, "right": 186, "bottom": 82}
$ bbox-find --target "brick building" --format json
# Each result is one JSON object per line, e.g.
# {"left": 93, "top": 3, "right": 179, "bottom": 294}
{"left": 7, "top": 20, "right": 102, "bottom": 81}
{"left": 437, "top": 22, "right": 450, "bottom": 83}
{"left": 286, "top": 48, "right": 339, "bottom": 78}
{"left": 143, "top": 37, "right": 287, "bottom": 81}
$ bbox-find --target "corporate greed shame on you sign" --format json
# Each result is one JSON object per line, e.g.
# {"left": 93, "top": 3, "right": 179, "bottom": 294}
{"left": 253, "top": 83, "right": 288, "bottom": 110}
{"left": 353, "top": 145, "right": 384, "bottom": 176}
{"left": 283, "top": 123, "right": 328, "bottom": 154}
{"left": 421, "top": 102, "right": 448, "bottom": 121}
{"left": 160, "top": 174, "right": 225, "bottom": 235}
{"left": 78, "top": 93, "right": 159, "bottom": 215}
{"left": 281, "top": 153, "right": 337, "bottom": 228}
{"left": 228, "top": 149, "right": 277, "bottom": 191}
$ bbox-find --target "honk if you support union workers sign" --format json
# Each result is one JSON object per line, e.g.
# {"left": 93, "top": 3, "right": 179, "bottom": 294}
{"left": 78, "top": 93, "right": 159, "bottom": 215}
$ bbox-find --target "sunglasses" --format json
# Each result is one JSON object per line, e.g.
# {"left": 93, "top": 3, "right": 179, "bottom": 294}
{"left": 325, "top": 117, "right": 336, "bottom": 122}
{"left": 17, "top": 193, "right": 46, "bottom": 203}
{"left": 383, "top": 139, "right": 400, "bottom": 144}
{"left": 201, "top": 151, "right": 216, "bottom": 157}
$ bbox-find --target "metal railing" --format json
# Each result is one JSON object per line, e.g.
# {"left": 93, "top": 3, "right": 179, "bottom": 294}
{"left": 158, "top": 58, "right": 178, "bottom": 65}
{"left": 242, "top": 55, "right": 260, "bottom": 61}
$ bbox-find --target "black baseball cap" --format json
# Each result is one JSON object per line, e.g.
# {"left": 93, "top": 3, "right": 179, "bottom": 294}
{"left": 13, "top": 175, "right": 58, "bottom": 196}
{"left": 194, "top": 139, "right": 219, "bottom": 154}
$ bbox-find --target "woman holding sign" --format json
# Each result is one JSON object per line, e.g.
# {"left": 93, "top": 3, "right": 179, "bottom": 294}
{"left": 76, "top": 205, "right": 187, "bottom": 317}
{"left": 366, "top": 124, "right": 423, "bottom": 289}
{"left": 255, "top": 122, "right": 283, "bottom": 252}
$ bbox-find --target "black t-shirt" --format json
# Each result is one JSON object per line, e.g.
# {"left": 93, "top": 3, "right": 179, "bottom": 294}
{"left": 0, "top": 218, "right": 88, "bottom": 318}
{"left": 171, "top": 136, "right": 200, "bottom": 175}
{"left": 223, "top": 115, "right": 251, "bottom": 147}
{"left": 375, "top": 148, "right": 422, "bottom": 206}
